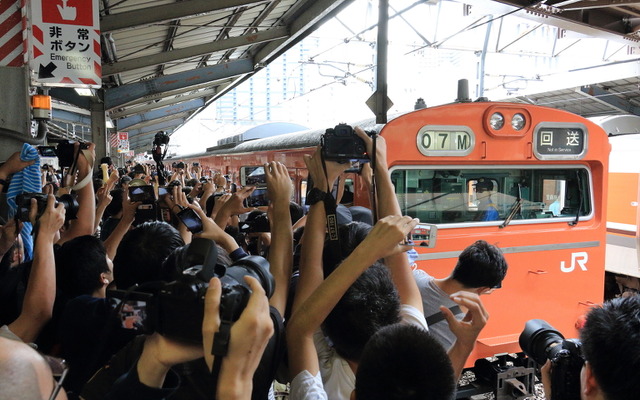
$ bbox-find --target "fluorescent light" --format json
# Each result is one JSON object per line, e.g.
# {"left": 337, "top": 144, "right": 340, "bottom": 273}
{"left": 106, "top": 119, "right": 114, "bottom": 128}
{"left": 75, "top": 88, "right": 94, "bottom": 96}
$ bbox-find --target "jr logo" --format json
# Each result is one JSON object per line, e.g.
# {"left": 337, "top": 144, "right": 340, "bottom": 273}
{"left": 560, "top": 252, "right": 588, "bottom": 272}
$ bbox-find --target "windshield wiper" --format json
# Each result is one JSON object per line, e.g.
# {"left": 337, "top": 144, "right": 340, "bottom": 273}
{"left": 569, "top": 171, "right": 583, "bottom": 227}
{"left": 500, "top": 184, "right": 522, "bottom": 229}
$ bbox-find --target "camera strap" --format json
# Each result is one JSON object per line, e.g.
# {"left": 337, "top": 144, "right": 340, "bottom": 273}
{"left": 319, "top": 155, "right": 339, "bottom": 240}
{"left": 370, "top": 130, "right": 378, "bottom": 223}
{"left": 210, "top": 307, "right": 235, "bottom": 389}
{"left": 319, "top": 154, "right": 342, "bottom": 275}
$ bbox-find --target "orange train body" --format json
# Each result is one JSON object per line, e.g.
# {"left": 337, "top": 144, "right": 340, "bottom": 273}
{"left": 178, "top": 101, "right": 611, "bottom": 367}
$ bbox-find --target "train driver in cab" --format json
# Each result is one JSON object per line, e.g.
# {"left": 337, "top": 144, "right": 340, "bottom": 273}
{"left": 474, "top": 178, "right": 499, "bottom": 221}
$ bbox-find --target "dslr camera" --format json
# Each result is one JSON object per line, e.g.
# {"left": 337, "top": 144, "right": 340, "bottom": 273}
{"left": 16, "top": 192, "right": 79, "bottom": 222}
{"left": 56, "top": 140, "right": 89, "bottom": 168}
{"left": 153, "top": 131, "right": 170, "bottom": 146}
{"left": 145, "top": 238, "right": 274, "bottom": 343}
{"left": 519, "top": 319, "right": 584, "bottom": 400}
{"left": 321, "top": 123, "right": 371, "bottom": 163}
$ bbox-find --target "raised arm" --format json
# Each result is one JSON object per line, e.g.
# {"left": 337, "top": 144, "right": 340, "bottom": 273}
{"left": 264, "top": 161, "right": 293, "bottom": 315}
{"left": 287, "top": 215, "right": 417, "bottom": 377}
{"left": 355, "top": 127, "right": 423, "bottom": 312}
{"left": 103, "top": 192, "right": 140, "bottom": 261}
{"left": 213, "top": 186, "right": 255, "bottom": 229}
{"left": 441, "top": 291, "right": 489, "bottom": 379}
{"left": 290, "top": 147, "right": 347, "bottom": 314}
{"left": 58, "top": 142, "right": 96, "bottom": 244}
{"left": 94, "top": 185, "right": 113, "bottom": 234}
{"left": 8, "top": 195, "right": 65, "bottom": 342}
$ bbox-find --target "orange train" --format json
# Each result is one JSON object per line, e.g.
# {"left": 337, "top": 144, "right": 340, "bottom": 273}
{"left": 178, "top": 101, "right": 610, "bottom": 373}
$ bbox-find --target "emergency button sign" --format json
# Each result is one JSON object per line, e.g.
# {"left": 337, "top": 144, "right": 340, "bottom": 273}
{"left": 28, "top": 0, "right": 101, "bottom": 87}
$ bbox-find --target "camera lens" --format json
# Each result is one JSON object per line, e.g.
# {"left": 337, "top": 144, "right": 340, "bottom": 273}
{"left": 222, "top": 255, "right": 275, "bottom": 298}
{"left": 519, "top": 319, "right": 565, "bottom": 365}
{"left": 57, "top": 194, "right": 80, "bottom": 220}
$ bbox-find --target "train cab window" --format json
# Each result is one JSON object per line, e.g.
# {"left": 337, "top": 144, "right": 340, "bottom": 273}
{"left": 390, "top": 167, "right": 592, "bottom": 226}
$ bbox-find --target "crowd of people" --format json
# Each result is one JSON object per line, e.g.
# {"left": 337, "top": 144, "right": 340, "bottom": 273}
{"left": 0, "top": 134, "right": 638, "bottom": 400}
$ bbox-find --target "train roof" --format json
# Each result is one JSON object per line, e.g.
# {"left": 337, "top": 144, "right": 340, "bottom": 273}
{"left": 590, "top": 115, "right": 640, "bottom": 136}
{"left": 175, "top": 114, "right": 405, "bottom": 159}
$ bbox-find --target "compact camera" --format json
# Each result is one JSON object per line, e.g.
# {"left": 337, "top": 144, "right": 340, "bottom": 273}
{"left": 16, "top": 192, "right": 79, "bottom": 222}
{"left": 321, "top": 123, "right": 371, "bottom": 163}
{"left": 56, "top": 140, "right": 89, "bottom": 168}
{"left": 519, "top": 319, "right": 584, "bottom": 400}
{"left": 128, "top": 185, "right": 156, "bottom": 204}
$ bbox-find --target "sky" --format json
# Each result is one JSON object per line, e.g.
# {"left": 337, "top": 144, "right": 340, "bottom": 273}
{"left": 168, "top": 0, "right": 639, "bottom": 157}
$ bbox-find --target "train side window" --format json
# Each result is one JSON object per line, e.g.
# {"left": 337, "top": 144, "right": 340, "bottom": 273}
{"left": 391, "top": 167, "right": 592, "bottom": 226}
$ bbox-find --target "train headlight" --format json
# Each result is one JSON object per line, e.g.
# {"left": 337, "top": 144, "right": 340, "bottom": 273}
{"left": 512, "top": 113, "right": 526, "bottom": 131}
{"left": 489, "top": 112, "right": 504, "bottom": 130}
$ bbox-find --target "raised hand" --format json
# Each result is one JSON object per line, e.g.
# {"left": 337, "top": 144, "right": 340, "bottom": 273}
{"left": 442, "top": 291, "right": 489, "bottom": 348}
{"left": 265, "top": 161, "right": 292, "bottom": 204}
{"left": 357, "top": 215, "right": 418, "bottom": 261}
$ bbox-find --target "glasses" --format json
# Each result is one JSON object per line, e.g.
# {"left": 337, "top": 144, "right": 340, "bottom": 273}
{"left": 42, "top": 355, "right": 69, "bottom": 400}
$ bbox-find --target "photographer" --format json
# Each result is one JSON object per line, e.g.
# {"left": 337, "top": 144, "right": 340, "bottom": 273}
{"left": 1, "top": 194, "right": 65, "bottom": 343}
{"left": 540, "top": 296, "right": 640, "bottom": 400}
{"left": 100, "top": 275, "right": 273, "bottom": 400}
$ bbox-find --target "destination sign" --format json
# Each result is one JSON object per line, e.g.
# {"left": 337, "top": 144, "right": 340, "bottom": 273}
{"left": 416, "top": 125, "right": 474, "bottom": 156}
{"left": 534, "top": 123, "right": 587, "bottom": 160}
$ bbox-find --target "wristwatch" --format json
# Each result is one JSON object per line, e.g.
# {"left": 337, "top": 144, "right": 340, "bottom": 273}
{"left": 306, "top": 188, "right": 328, "bottom": 205}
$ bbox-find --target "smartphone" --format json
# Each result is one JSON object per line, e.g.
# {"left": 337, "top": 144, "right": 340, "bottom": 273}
{"left": 405, "top": 223, "right": 437, "bottom": 248}
{"left": 158, "top": 187, "right": 169, "bottom": 196}
{"left": 176, "top": 207, "right": 203, "bottom": 233}
{"left": 129, "top": 185, "right": 156, "bottom": 203}
{"left": 37, "top": 146, "right": 57, "bottom": 157}
{"left": 107, "top": 289, "right": 153, "bottom": 331}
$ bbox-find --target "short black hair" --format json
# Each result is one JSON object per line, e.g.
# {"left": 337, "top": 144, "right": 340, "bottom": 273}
{"left": 451, "top": 240, "right": 507, "bottom": 289}
{"left": 160, "top": 242, "right": 232, "bottom": 282}
{"left": 322, "top": 263, "right": 401, "bottom": 362}
{"left": 356, "top": 323, "right": 456, "bottom": 400}
{"left": 56, "top": 235, "right": 109, "bottom": 297}
{"left": 113, "top": 221, "right": 184, "bottom": 289}
{"left": 581, "top": 296, "right": 640, "bottom": 400}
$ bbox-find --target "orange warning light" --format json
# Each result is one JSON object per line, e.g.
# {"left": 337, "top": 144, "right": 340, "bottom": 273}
{"left": 31, "top": 94, "right": 52, "bottom": 120}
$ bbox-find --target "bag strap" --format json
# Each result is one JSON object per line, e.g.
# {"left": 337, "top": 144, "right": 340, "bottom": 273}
{"left": 425, "top": 305, "right": 462, "bottom": 326}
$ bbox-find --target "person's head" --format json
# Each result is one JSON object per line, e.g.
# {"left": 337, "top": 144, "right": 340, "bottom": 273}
{"left": 450, "top": 240, "right": 507, "bottom": 292}
{"left": 113, "top": 221, "right": 184, "bottom": 289}
{"left": 580, "top": 296, "right": 640, "bottom": 400}
{"left": 0, "top": 336, "right": 68, "bottom": 400}
{"left": 185, "top": 178, "right": 199, "bottom": 188}
{"left": 55, "top": 235, "right": 111, "bottom": 298}
{"left": 354, "top": 323, "right": 455, "bottom": 400}
{"left": 475, "top": 178, "right": 493, "bottom": 193}
{"left": 100, "top": 156, "right": 113, "bottom": 166}
{"left": 322, "top": 263, "right": 401, "bottom": 362}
